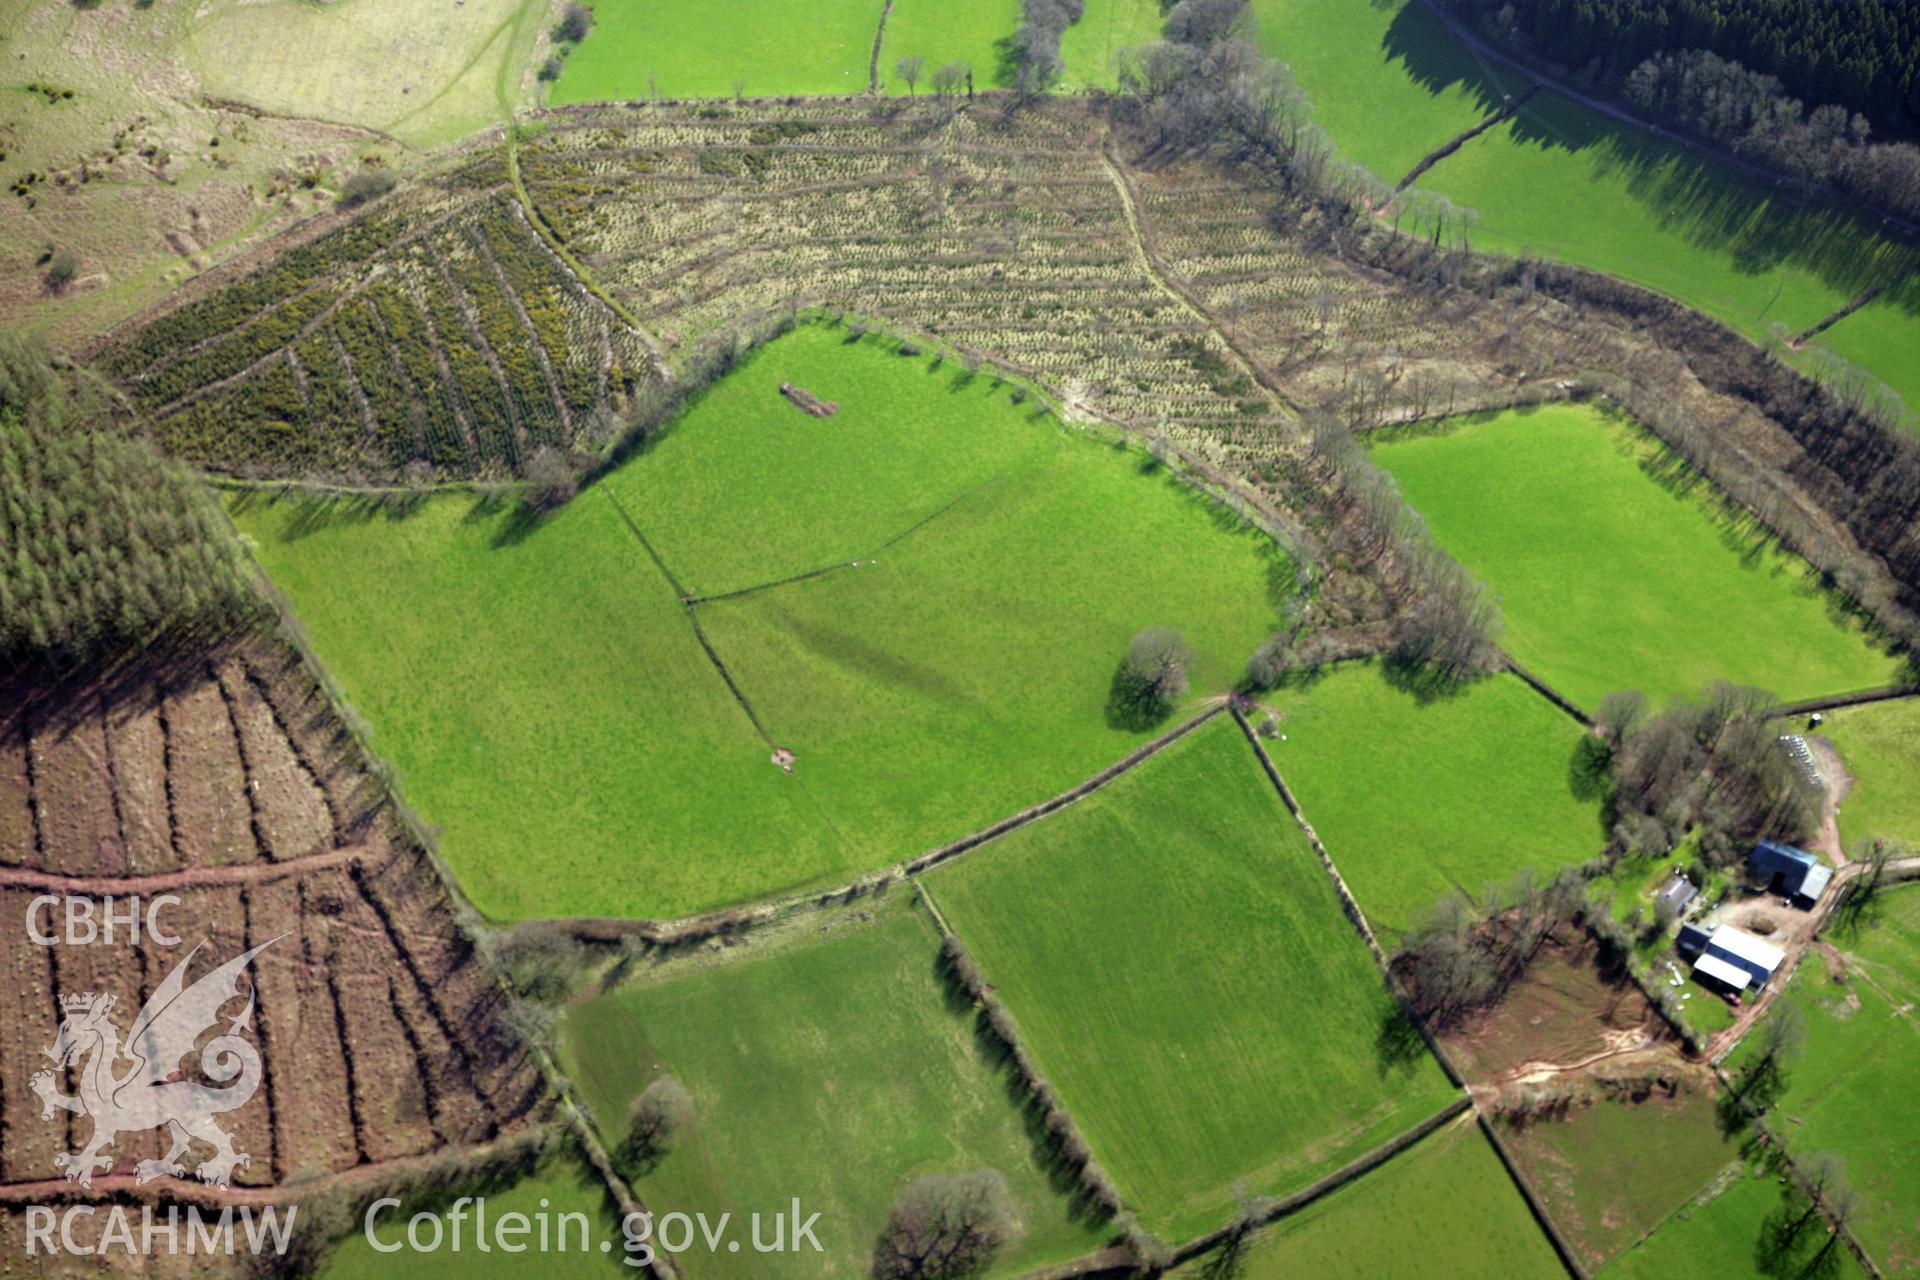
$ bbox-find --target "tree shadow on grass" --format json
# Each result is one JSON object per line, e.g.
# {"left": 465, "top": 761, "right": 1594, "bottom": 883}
{"left": 232, "top": 485, "right": 434, "bottom": 543}
{"left": 1384, "top": 3, "right": 1920, "bottom": 317}
{"left": 1379, "top": 652, "right": 1477, "bottom": 705}
{"left": 1374, "top": 1002, "right": 1430, "bottom": 1076}
{"left": 1568, "top": 733, "right": 1611, "bottom": 804}
{"left": 1105, "top": 665, "right": 1174, "bottom": 732}
{"left": 932, "top": 948, "right": 1114, "bottom": 1230}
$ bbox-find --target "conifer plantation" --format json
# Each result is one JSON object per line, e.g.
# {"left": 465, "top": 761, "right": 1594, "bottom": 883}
{"left": 0, "top": 333, "right": 262, "bottom": 668}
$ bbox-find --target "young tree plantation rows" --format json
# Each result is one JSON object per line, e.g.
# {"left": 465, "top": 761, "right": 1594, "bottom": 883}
{"left": 95, "top": 176, "right": 654, "bottom": 481}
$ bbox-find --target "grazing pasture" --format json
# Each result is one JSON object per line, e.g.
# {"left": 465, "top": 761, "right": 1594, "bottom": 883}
{"left": 1729, "top": 887, "right": 1920, "bottom": 1273}
{"left": 230, "top": 489, "right": 848, "bottom": 921}
{"left": 1244, "top": 0, "right": 1920, "bottom": 404}
{"left": 1602, "top": 1160, "right": 1870, "bottom": 1280}
{"left": 694, "top": 423, "right": 1289, "bottom": 866}
{"left": 1410, "top": 94, "right": 1920, "bottom": 382}
{"left": 1171, "top": 1117, "right": 1564, "bottom": 1279}
{"left": 1058, "top": 0, "right": 1167, "bottom": 90}
{"left": 316, "top": 1156, "right": 626, "bottom": 1278}
{"left": 237, "top": 324, "right": 1287, "bottom": 917}
{"left": 1816, "top": 697, "right": 1920, "bottom": 847}
{"left": 1247, "top": 0, "right": 1502, "bottom": 182}
{"left": 1808, "top": 301, "right": 1920, "bottom": 425}
{"left": 549, "top": 0, "right": 879, "bottom": 103}
{"left": 555, "top": 899, "right": 1104, "bottom": 1280}
{"left": 927, "top": 718, "right": 1459, "bottom": 1241}
{"left": 1371, "top": 404, "right": 1902, "bottom": 710}
{"left": 880, "top": 0, "right": 1025, "bottom": 93}
{"left": 602, "top": 326, "right": 1062, "bottom": 594}
{"left": 1257, "top": 662, "right": 1600, "bottom": 940}
{"left": 1498, "top": 1086, "right": 1737, "bottom": 1271}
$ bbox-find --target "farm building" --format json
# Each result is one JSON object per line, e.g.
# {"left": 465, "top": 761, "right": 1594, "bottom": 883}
{"left": 1749, "top": 840, "right": 1833, "bottom": 907}
{"left": 1676, "top": 922, "right": 1713, "bottom": 955}
{"left": 1654, "top": 874, "right": 1698, "bottom": 918}
{"left": 1692, "top": 926, "right": 1786, "bottom": 994}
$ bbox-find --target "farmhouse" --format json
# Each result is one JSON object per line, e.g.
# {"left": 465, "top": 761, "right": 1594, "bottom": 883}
{"left": 1654, "top": 874, "right": 1697, "bottom": 918}
{"left": 1749, "top": 839, "right": 1833, "bottom": 908}
{"left": 1692, "top": 926, "right": 1786, "bottom": 995}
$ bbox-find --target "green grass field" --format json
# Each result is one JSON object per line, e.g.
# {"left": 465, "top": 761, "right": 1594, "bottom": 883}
{"left": 1727, "top": 887, "right": 1920, "bottom": 1273}
{"left": 1501, "top": 1091, "right": 1737, "bottom": 1270}
{"left": 879, "top": 0, "right": 1023, "bottom": 93}
{"left": 1371, "top": 403, "right": 1902, "bottom": 710}
{"left": 1244, "top": 0, "right": 1920, "bottom": 405}
{"left": 1808, "top": 299, "right": 1920, "bottom": 423}
{"left": 926, "top": 718, "right": 1459, "bottom": 1241}
{"left": 1415, "top": 95, "right": 1920, "bottom": 378}
{"left": 603, "top": 327, "right": 1063, "bottom": 595}
{"left": 1817, "top": 698, "right": 1920, "bottom": 848}
{"left": 1058, "top": 0, "right": 1165, "bottom": 90}
{"left": 1602, "top": 1160, "right": 1870, "bottom": 1280}
{"left": 231, "top": 488, "right": 848, "bottom": 921}
{"left": 316, "top": 1155, "right": 627, "bottom": 1277}
{"left": 1248, "top": 0, "right": 1508, "bottom": 183}
{"left": 693, "top": 428, "right": 1288, "bottom": 866}
{"left": 550, "top": 0, "right": 880, "bottom": 103}
{"left": 1171, "top": 1117, "right": 1564, "bottom": 1279}
{"left": 555, "top": 898, "right": 1105, "bottom": 1279}
{"left": 237, "top": 323, "right": 1287, "bottom": 919}
{"left": 1257, "top": 661, "right": 1601, "bottom": 939}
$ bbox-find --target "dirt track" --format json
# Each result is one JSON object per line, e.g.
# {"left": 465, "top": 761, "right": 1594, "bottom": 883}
{"left": 1706, "top": 856, "right": 1920, "bottom": 1060}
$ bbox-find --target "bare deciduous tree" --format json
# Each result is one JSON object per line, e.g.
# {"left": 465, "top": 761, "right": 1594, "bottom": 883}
{"left": 872, "top": 1170, "right": 1015, "bottom": 1280}
{"left": 896, "top": 55, "right": 924, "bottom": 96}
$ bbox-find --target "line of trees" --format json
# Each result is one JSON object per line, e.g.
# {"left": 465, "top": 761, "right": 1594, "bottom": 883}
{"left": 1580, "top": 370, "right": 1920, "bottom": 655}
{"left": 1594, "top": 683, "right": 1821, "bottom": 865}
{"left": 935, "top": 934, "right": 1133, "bottom": 1251}
{"left": 1623, "top": 49, "right": 1920, "bottom": 223}
{"left": 1303, "top": 413, "right": 1503, "bottom": 683}
{"left": 0, "top": 333, "right": 264, "bottom": 670}
{"left": 1447, "top": 0, "right": 1919, "bottom": 136}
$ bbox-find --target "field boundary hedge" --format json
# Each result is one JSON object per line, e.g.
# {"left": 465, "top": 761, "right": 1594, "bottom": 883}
{"left": 918, "top": 889, "right": 1132, "bottom": 1247}
{"left": 502, "top": 704, "right": 1228, "bottom": 951}
{"left": 1503, "top": 657, "right": 1594, "bottom": 726}
{"left": 1470, "top": 1110, "right": 1591, "bottom": 1280}
{"left": 1164, "top": 1102, "right": 1476, "bottom": 1267}
{"left": 1227, "top": 704, "right": 1598, "bottom": 1279}
{"left": 1393, "top": 86, "right": 1540, "bottom": 192}
{"left": 1771, "top": 684, "right": 1920, "bottom": 718}
{"left": 1228, "top": 704, "right": 1392, "bottom": 972}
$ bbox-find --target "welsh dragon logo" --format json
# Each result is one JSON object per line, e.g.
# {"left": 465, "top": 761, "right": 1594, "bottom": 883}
{"left": 29, "top": 938, "right": 280, "bottom": 1189}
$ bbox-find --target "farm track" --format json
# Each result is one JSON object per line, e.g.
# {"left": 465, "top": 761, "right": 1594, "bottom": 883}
{"left": 506, "top": 130, "right": 668, "bottom": 364}
{"left": 1101, "top": 136, "right": 1301, "bottom": 419}
{"left": 1704, "top": 854, "right": 1920, "bottom": 1062}
{"left": 0, "top": 842, "right": 378, "bottom": 895}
